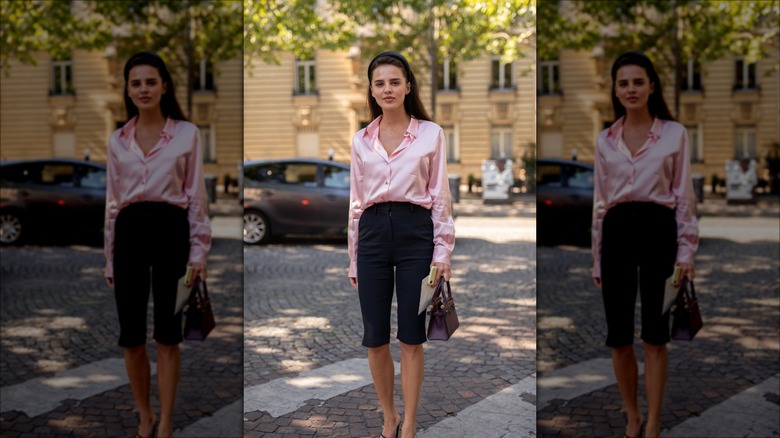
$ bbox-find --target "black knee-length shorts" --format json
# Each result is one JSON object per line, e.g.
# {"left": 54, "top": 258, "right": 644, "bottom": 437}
{"left": 357, "top": 202, "right": 434, "bottom": 348}
{"left": 601, "top": 202, "right": 678, "bottom": 348}
{"left": 113, "top": 202, "right": 190, "bottom": 347}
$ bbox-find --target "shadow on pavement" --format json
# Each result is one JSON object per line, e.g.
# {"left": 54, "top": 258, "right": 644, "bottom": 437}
{"left": 536, "top": 237, "right": 780, "bottom": 437}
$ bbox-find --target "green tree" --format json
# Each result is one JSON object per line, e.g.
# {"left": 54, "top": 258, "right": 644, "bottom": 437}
{"left": 0, "top": 0, "right": 111, "bottom": 72}
{"left": 243, "top": 0, "right": 535, "bottom": 67}
{"left": 243, "top": 0, "right": 356, "bottom": 66}
{"left": 1, "top": 1, "right": 242, "bottom": 76}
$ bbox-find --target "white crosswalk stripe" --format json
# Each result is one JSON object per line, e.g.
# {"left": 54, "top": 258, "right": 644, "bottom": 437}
{"left": 664, "top": 373, "right": 780, "bottom": 438}
{"left": 243, "top": 357, "right": 400, "bottom": 417}
{"left": 0, "top": 358, "right": 156, "bottom": 418}
{"left": 175, "top": 400, "right": 242, "bottom": 437}
{"left": 538, "top": 357, "right": 644, "bottom": 409}
{"left": 417, "top": 375, "right": 536, "bottom": 438}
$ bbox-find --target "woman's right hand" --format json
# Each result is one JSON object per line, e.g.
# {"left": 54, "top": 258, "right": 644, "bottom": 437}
{"left": 593, "top": 277, "right": 602, "bottom": 289}
{"left": 106, "top": 277, "right": 114, "bottom": 289}
{"left": 349, "top": 277, "right": 358, "bottom": 288}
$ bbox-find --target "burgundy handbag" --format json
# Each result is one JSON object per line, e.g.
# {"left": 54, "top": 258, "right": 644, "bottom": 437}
{"left": 671, "top": 279, "right": 703, "bottom": 341}
{"left": 427, "top": 277, "right": 459, "bottom": 341}
{"left": 183, "top": 279, "right": 216, "bottom": 341}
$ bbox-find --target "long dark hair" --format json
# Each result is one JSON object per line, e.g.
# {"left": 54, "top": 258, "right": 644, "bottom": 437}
{"left": 366, "top": 51, "right": 431, "bottom": 122}
{"left": 610, "top": 51, "right": 674, "bottom": 121}
{"left": 123, "top": 51, "right": 187, "bottom": 121}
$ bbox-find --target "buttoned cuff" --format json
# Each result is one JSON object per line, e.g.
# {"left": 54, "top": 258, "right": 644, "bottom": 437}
{"left": 676, "top": 246, "right": 695, "bottom": 266}
{"left": 348, "top": 260, "right": 358, "bottom": 278}
{"left": 592, "top": 263, "right": 601, "bottom": 279}
{"left": 432, "top": 246, "right": 451, "bottom": 266}
{"left": 188, "top": 246, "right": 208, "bottom": 266}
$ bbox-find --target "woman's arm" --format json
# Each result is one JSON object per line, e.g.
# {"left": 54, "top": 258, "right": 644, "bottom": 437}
{"left": 591, "top": 136, "right": 608, "bottom": 285}
{"left": 428, "top": 128, "right": 455, "bottom": 277}
{"left": 183, "top": 126, "right": 211, "bottom": 281}
{"left": 347, "top": 134, "right": 365, "bottom": 283}
{"left": 104, "top": 135, "right": 120, "bottom": 287}
{"left": 671, "top": 127, "right": 699, "bottom": 281}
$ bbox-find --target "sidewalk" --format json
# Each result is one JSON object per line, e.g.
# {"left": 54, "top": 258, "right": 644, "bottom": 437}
{"left": 454, "top": 191, "right": 779, "bottom": 219}
{"left": 210, "top": 189, "right": 242, "bottom": 217}
{"left": 698, "top": 193, "right": 780, "bottom": 218}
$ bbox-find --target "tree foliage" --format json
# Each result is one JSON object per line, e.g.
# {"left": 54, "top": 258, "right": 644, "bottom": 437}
{"left": 537, "top": 0, "right": 779, "bottom": 68}
{"left": 1, "top": 0, "right": 242, "bottom": 74}
{"left": 244, "top": 0, "right": 356, "bottom": 65}
{"left": 243, "top": 0, "right": 536, "bottom": 69}
{"left": 0, "top": 0, "right": 111, "bottom": 71}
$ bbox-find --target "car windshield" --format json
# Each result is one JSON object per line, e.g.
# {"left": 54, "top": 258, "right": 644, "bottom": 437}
{"left": 567, "top": 166, "right": 593, "bottom": 189}
{"left": 79, "top": 166, "right": 107, "bottom": 189}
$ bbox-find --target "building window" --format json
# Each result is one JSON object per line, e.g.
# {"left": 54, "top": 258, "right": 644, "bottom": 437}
{"left": 538, "top": 60, "right": 560, "bottom": 95}
{"left": 199, "top": 124, "right": 216, "bottom": 163}
{"left": 443, "top": 125, "right": 459, "bottom": 163}
{"left": 734, "top": 58, "right": 757, "bottom": 90}
{"left": 295, "top": 59, "right": 317, "bottom": 95}
{"left": 194, "top": 59, "right": 215, "bottom": 91}
{"left": 437, "top": 58, "right": 458, "bottom": 91}
{"left": 734, "top": 127, "right": 757, "bottom": 159}
{"left": 491, "top": 126, "right": 513, "bottom": 159}
{"left": 51, "top": 58, "right": 73, "bottom": 95}
{"left": 681, "top": 59, "right": 702, "bottom": 91}
{"left": 686, "top": 124, "right": 704, "bottom": 163}
{"left": 490, "top": 59, "right": 513, "bottom": 90}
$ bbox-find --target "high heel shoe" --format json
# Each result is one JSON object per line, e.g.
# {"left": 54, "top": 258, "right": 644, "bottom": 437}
{"left": 381, "top": 421, "right": 400, "bottom": 438}
{"left": 136, "top": 415, "right": 157, "bottom": 438}
{"left": 624, "top": 419, "right": 645, "bottom": 438}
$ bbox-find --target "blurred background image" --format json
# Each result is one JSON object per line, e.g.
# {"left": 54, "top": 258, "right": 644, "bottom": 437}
{"left": 0, "top": 1, "right": 244, "bottom": 437}
{"left": 534, "top": 1, "right": 779, "bottom": 437}
{"left": 242, "top": 1, "right": 538, "bottom": 437}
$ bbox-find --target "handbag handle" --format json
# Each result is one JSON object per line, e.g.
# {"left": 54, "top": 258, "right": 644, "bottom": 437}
{"left": 676, "top": 279, "right": 696, "bottom": 306}
{"left": 431, "top": 276, "right": 452, "bottom": 305}
{"left": 190, "top": 278, "right": 210, "bottom": 301}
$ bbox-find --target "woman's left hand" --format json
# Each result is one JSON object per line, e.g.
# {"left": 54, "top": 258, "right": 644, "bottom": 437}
{"left": 432, "top": 262, "right": 451, "bottom": 282}
{"left": 677, "top": 262, "right": 694, "bottom": 284}
{"left": 189, "top": 262, "right": 207, "bottom": 283}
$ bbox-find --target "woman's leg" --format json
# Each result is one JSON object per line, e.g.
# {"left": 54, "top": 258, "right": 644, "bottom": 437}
{"left": 612, "top": 345, "right": 643, "bottom": 437}
{"left": 368, "top": 344, "right": 400, "bottom": 437}
{"left": 156, "top": 342, "right": 180, "bottom": 437}
{"left": 643, "top": 342, "right": 667, "bottom": 438}
{"left": 399, "top": 342, "right": 424, "bottom": 438}
{"left": 124, "top": 345, "right": 156, "bottom": 437}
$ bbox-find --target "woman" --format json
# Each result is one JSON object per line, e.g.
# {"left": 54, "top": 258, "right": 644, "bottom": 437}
{"left": 348, "top": 51, "right": 455, "bottom": 438}
{"left": 104, "top": 51, "right": 211, "bottom": 438}
{"left": 591, "top": 51, "right": 698, "bottom": 438}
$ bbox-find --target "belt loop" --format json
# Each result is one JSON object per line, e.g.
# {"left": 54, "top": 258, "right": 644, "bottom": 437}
{"left": 373, "top": 205, "right": 378, "bottom": 215}
{"left": 409, "top": 203, "right": 414, "bottom": 212}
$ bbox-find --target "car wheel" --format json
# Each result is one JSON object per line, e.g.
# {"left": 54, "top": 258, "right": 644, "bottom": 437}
{"left": 243, "top": 210, "right": 270, "bottom": 244}
{"left": 0, "top": 212, "right": 23, "bottom": 245}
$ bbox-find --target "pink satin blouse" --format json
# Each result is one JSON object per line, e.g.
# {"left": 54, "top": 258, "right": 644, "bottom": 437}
{"left": 348, "top": 116, "right": 455, "bottom": 278}
{"left": 104, "top": 117, "right": 211, "bottom": 278}
{"left": 592, "top": 117, "right": 699, "bottom": 278}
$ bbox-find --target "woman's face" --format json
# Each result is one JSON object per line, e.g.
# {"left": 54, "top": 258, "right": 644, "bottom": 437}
{"left": 614, "top": 64, "right": 654, "bottom": 113}
{"left": 370, "top": 64, "right": 410, "bottom": 113}
{"left": 127, "top": 64, "right": 167, "bottom": 113}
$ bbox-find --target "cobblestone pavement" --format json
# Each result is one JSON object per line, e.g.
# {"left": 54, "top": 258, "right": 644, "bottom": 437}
{"left": 243, "top": 198, "right": 537, "bottom": 437}
{"left": 537, "top": 214, "right": 780, "bottom": 437}
{"left": 0, "top": 226, "right": 243, "bottom": 437}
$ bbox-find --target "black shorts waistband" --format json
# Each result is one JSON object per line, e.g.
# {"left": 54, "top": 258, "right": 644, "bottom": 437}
{"left": 608, "top": 202, "right": 673, "bottom": 217}
{"left": 365, "top": 202, "right": 430, "bottom": 215}
{"left": 119, "top": 202, "right": 187, "bottom": 218}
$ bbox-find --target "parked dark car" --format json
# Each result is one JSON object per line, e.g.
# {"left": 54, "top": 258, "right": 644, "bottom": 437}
{"left": 0, "top": 159, "right": 107, "bottom": 245}
{"left": 536, "top": 158, "right": 594, "bottom": 246}
{"left": 243, "top": 158, "right": 350, "bottom": 244}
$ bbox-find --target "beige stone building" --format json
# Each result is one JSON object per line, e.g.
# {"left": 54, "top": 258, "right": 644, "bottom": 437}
{"left": 244, "top": 48, "right": 536, "bottom": 184}
{"left": 0, "top": 50, "right": 243, "bottom": 181}
{"left": 537, "top": 40, "right": 780, "bottom": 182}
